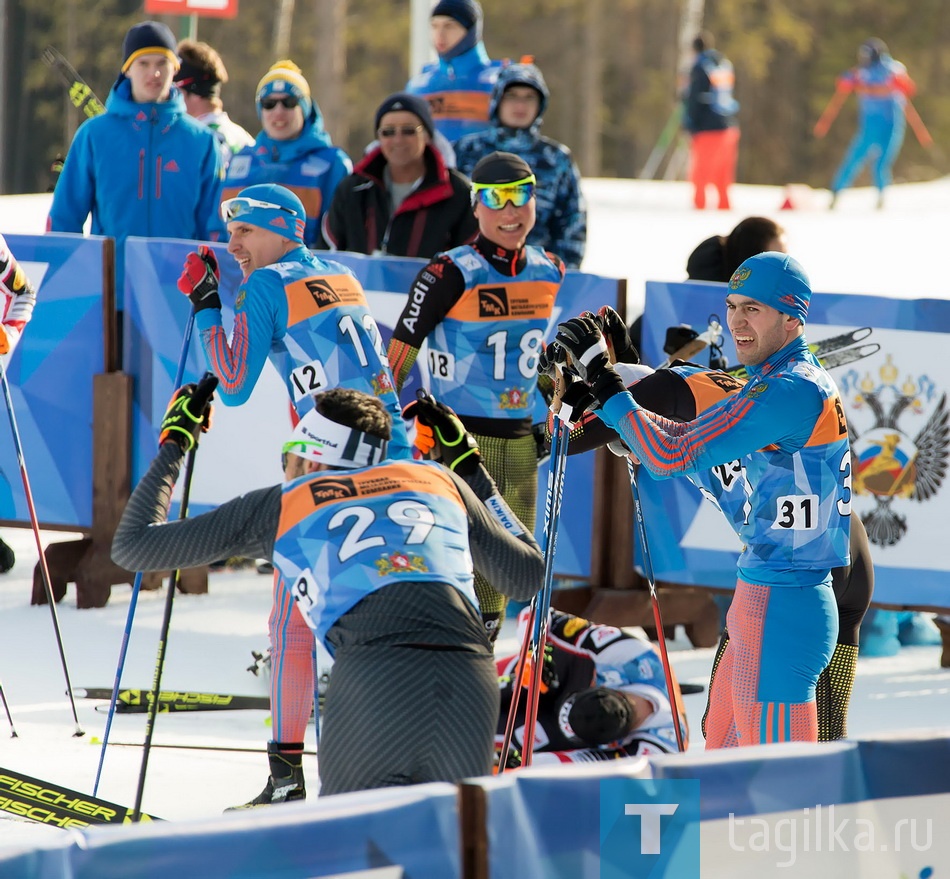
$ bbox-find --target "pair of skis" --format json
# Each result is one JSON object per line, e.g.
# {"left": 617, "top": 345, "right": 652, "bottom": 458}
{"left": 0, "top": 765, "right": 159, "bottom": 828}
{"left": 74, "top": 688, "right": 271, "bottom": 714}
{"left": 671, "top": 322, "right": 880, "bottom": 377}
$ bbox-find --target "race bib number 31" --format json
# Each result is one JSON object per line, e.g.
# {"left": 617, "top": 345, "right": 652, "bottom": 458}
{"left": 772, "top": 494, "right": 818, "bottom": 530}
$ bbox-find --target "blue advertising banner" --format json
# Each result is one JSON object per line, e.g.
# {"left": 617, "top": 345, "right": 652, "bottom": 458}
{"left": 0, "top": 233, "right": 105, "bottom": 529}
{"left": 0, "top": 782, "right": 462, "bottom": 879}
{"left": 123, "top": 239, "right": 622, "bottom": 580}
{"left": 639, "top": 281, "right": 950, "bottom": 607}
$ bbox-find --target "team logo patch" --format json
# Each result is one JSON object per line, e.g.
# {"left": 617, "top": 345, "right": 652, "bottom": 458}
{"left": 842, "top": 353, "right": 949, "bottom": 547}
{"left": 478, "top": 286, "right": 509, "bottom": 317}
{"left": 499, "top": 387, "right": 528, "bottom": 409}
{"left": 304, "top": 278, "right": 341, "bottom": 307}
{"left": 375, "top": 552, "right": 428, "bottom": 576}
{"left": 747, "top": 382, "right": 768, "bottom": 398}
{"left": 729, "top": 266, "right": 751, "bottom": 289}
{"left": 372, "top": 370, "right": 394, "bottom": 396}
{"left": 235, "top": 290, "right": 246, "bottom": 309}
{"left": 309, "top": 477, "right": 357, "bottom": 506}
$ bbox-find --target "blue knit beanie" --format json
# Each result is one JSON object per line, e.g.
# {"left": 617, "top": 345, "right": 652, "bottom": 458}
{"left": 222, "top": 184, "right": 306, "bottom": 244}
{"left": 728, "top": 252, "right": 812, "bottom": 323}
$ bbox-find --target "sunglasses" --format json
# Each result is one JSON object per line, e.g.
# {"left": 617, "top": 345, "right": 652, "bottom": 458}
{"left": 261, "top": 96, "right": 299, "bottom": 111}
{"left": 378, "top": 124, "right": 424, "bottom": 139}
{"left": 472, "top": 175, "right": 537, "bottom": 210}
{"left": 221, "top": 196, "right": 299, "bottom": 223}
{"left": 281, "top": 440, "right": 320, "bottom": 471}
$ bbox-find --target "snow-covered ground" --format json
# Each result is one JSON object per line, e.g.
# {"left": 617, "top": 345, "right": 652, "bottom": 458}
{"left": 0, "top": 177, "right": 948, "bottom": 850}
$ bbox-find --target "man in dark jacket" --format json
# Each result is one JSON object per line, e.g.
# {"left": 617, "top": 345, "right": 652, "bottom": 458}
{"left": 323, "top": 93, "right": 478, "bottom": 258}
{"left": 323, "top": 93, "right": 477, "bottom": 258}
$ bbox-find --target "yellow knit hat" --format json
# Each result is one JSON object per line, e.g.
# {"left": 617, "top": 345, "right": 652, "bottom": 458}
{"left": 255, "top": 60, "right": 312, "bottom": 118}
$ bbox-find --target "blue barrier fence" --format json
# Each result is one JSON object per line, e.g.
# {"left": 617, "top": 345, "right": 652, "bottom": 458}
{"left": 2, "top": 731, "right": 946, "bottom": 878}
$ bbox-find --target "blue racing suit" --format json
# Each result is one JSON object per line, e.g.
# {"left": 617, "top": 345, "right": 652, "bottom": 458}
{"left": 831, "top": 55, "right": 915, "bottom": 195}
{"left": 597, "top": 337, "right": 850, "bottom": 747}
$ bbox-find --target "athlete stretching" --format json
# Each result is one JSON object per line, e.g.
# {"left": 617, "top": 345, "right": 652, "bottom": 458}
{"left": 553, "top": 253, "right": 851, "bottom": 748}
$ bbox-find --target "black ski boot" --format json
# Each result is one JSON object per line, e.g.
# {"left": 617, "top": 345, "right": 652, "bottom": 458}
{"left": 0, "top": 537, "right": 14, "bottom": 574}
{"left": 227, "top": 741, "right": 306, "bottom": 810}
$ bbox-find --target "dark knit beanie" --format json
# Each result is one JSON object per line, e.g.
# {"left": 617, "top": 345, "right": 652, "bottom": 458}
{"left": 375, "top": 92, "right": 435, "bottom": 139}
{"left": 431, "top": 0, "right": 481, "bottom": 30}
{"left": 568, "top": 687, "right": 637, "bottom": 746}
{"left": 471, "top": 151, "right": 534, "bottom": 185}
{"left": 121, "top": 21, "right": 179, "bottom": 73}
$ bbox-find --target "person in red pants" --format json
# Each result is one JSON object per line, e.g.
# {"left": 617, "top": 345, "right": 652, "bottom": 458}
{"left": 682, "top": 32, "right": 740, "bottom": 210}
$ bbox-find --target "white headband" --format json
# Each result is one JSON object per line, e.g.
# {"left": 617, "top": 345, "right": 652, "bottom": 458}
{"left": 284, "top": 408, "right": 388, "bottom": 470}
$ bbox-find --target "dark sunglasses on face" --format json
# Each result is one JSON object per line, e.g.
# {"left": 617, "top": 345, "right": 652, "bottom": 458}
{"left": 378, "top": 125, "right": 424, "bottom": 139}
{"left": 261, "top": 96, "right": 299, "bottom": 111}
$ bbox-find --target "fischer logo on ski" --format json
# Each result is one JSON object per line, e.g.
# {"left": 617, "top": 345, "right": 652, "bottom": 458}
{"left": 0, "top": 766, "right": 160, "bottom": 828}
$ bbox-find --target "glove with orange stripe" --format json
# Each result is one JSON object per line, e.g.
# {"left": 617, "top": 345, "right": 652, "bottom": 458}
{"left": 402, "top": 390, "right": 481, "bottom": 476}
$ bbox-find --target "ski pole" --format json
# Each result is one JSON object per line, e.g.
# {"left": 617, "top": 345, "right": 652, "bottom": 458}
{"left": 813, "top": 89, "right": 849, "bottom": 139}
{"left": 625, "top": 458, "right": 686, "bottom": 753}
{"left": 132, "top": 373, "right": 216, "bottom": 822}
{"left": 94, "top": 310, "right": 196, "bottom": 794}
{"left": 0, "top": 678, "right": 18, "bottom": 737}
{"left": 904, "top": 98, "right": 933, "bottom": 149}
{"left": 520, "top": 419, "right": 570, "bottom": 767}
{"left": 0, "top": 359, "right": 84, "bottom": 737}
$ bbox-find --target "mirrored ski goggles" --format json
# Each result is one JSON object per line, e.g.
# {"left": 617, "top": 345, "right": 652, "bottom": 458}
{"left": 471, "top": 176, "right": 537, "bottom": 210}
{"left": 221, "top": 196, "right": 299, "bottom": 223}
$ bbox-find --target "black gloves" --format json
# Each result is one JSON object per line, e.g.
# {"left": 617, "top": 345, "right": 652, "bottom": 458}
{"left": 595, "top": 305, "right": 640, "bottom": 365}
{"left": 159, "top": 372, "right": 218, "bottom": 452}
{"left": 555, "top": 316, "right": 627, "bottom": 408}
{"left": 537, "top": 339, "right": 567, "bottom": 379}
{"left": 402, "top": 391, "right": 481, "bottom": 477}
{"left": 555, "top": 316, "right": 611, "bottom": 383}
{"left": 177, "top": 246, "right": 221, "bottom": 313}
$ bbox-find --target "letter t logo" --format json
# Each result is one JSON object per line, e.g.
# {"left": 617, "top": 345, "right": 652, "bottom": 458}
{"left": 625, "top": 803, "right": 679, "bottom": 854}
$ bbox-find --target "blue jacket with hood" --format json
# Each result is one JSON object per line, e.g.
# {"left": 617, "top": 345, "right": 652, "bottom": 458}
{"left": 222, "top": 101, "right": 352, "bottom": 249}
{"left": 48, "top": 78, "right": 224, "bottom": 304}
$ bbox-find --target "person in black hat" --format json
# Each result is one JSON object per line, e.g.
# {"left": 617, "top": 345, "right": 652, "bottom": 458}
{"left": 405, "top": 0, "right": 503, "bottom": 145}
{"left": 322, "top": 92, "right": 476, "bottom": 257}
{"left": 389, "top": 151, "right": 566, "bottom": 642}
{"left": 49, "top": 21, "right": 224, "bottom": 323}
{"left": 174, "top": 39, "right": 254, "bottom": 163}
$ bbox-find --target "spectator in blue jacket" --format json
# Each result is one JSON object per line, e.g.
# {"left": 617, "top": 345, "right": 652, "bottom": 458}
{"left": 222, "top": 61, "right": 352, "bottom": 249}
{"left": 454, "top": 60, "right": 586, "bottom": 269}
{"left": 406, "top": 0, "right": 503, "bottom": 146}
{"left": 48, "top": 21, "right": 224, "bottom": 309}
